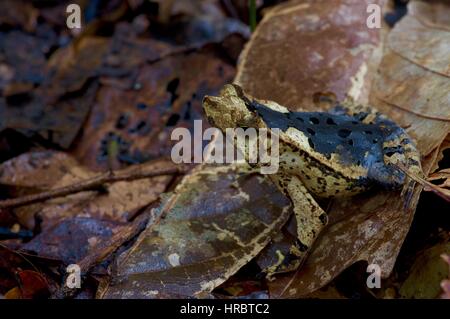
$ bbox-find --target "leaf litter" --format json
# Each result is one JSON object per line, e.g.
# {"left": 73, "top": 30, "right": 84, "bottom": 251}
{"left": 0, "top": 0, "right": 449, "bottom": 299}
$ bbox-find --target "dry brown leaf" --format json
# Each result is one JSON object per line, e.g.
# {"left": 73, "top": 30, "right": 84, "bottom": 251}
{"left": 428, "top": 168, "right": 450, "bottom": 190}
{"left": 235, "top": 0, "right": 388, "bottom": 108}
{"left": 97, "top": 165, "right": 292, "bottom": 298}
{"left": 43, "top": 36, "right": 110, "bottom": 100}
{"left": 0, "top": 0, "right": 38, "bottom": 32}
{"left": 430, "top": 134, "right": 450, "bottom": 173}
{"left": 388, "top": 1, "right": 450, "bottom": 77}
{"left": 0, "top": 151, "right": 79, "bottom": 190}
{"left": 71, "top": 47, "right": 235, "bottom": 171}
{"left": 0, "top": 151, "right": 173, "bottom": 230}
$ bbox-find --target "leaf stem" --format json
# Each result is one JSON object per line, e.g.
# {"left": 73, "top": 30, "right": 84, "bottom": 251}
{"left": 249, "top": 0, "right": 257, "bottom": 32}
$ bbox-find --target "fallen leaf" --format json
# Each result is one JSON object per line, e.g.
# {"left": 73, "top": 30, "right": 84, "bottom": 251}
{"left": 0, "top": 151, "right": 175, "bottom": 230}
{"left": 97, "top": 165, "right": 292, "bottom": 298}
{"left": 0, "top": 31, "right": 48, "bottom": 91}
{"left": 235, "top": 0, "right": 388, "bottom": 108}
{"left": 387, "top": 1, "right": 450, "bottom": 78}
{"left": 428, "top": 168, "right": 450, "bottom": 189}
{"left": 399, "top": 243, "right": 450, "bottom": 299}
{"left": 0, "top": 0, "right": 38, "bottom": 32}
{"left": 1, "top": 80, "right": 99, "bottom": 149}
{"left": 441, "top": 254, "right": 450, "bottom": 299}
{"left": 431, "top": 134, "right": 450, "bottom": 173}
{"left": 5, "top": 270, "right": 50, "bottom": 299}
{"left": 150, "top": 0, "right": 250, "bottom": 46}
{"left": 71, "top": 46, "right": 235, "bottom": 170}
{"left": 21, "top": 217, "right": 127, "bottom": 265}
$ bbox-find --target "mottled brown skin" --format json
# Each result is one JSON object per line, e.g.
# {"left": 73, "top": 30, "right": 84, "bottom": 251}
{"left": 203, "top": 84, "right": 422, "bottom": 276}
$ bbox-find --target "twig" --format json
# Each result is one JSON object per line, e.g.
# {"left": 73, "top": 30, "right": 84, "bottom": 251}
{"left": 395, "top": 162, "right": 450, "bottom": 203}
{"left": 0, "top": 165, "right": 189, "bottom": 209}
{"left": 249, "top": 0, "right": 257, "bottom": 32}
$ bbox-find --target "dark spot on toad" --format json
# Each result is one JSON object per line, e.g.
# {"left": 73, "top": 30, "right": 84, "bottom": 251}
{"left": 386, "top": 152, "right": 395, "bottom": 157}
{"left": 326, "top": 118, "right": 337, "bottom": 125}
{"left": 166, "top": 114, "right": 180, "bottom": 126}
{"left": 295, "top": 239, "right": 309, "bottom": 252}
{"left": 309, "top": 117, "right": 320, "bottom": 125}
{"left": 338, "top": 129, "right": 352, "bottom": 138}
{"left": 115, "top": 113, "right": 129, "bottom": 129}
{"left": 129, "top": 120, "right": 151, "bottom": 135}
{"left": 136, "top": 102, "right": 147, "bottom": 110}
{"left": 166, "top": 78, "right": 180, "bottom": 105}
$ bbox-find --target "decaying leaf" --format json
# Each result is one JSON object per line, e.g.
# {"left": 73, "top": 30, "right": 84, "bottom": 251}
{"left": 21, "top": 217, "right": 128, "bottom": 265}
{"left": 71, "top": 47, "right": 235, "bottom": 171}
{"left": 0, "top": 79, "right": 99, "bottom": 150}
{"left": 0, "top": 0, "right": 38, "bottom": 32}
{"left": 97, "top": 165, "right": 292, "bottom": 298}
{"left": 428, "top": 168, "right": 450, "bottom": 189}
{"left": 0, "top": 151, "right": 174, "bottom": 230}
{"left": 441, "top": 254, "right": 450, "bottom": 299}
{"left": 399, "top": 243, "right": 450, "bottom": 299}
{"left": 4, "top": 270, "right": 49, "bottom": 299}
{"left": 0, "top": 31, "right": 48, "bottom": 91}
{"left": 149, "top": 0, "right": 250, "bottom": 46}
{"left": 235, "top": 0, "right": 388, "bottom": 108}
{"left": 0, "top": 24, "right": 181, "bottom": 150}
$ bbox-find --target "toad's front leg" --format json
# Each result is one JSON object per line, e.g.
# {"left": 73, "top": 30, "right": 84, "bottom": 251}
{"left": 264, "top": 173, "right": 328, "bottom": 277}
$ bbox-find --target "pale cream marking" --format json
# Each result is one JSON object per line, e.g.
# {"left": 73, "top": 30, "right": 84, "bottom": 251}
{"left": 211, "top": 223, "right": 246, "bottom": 247}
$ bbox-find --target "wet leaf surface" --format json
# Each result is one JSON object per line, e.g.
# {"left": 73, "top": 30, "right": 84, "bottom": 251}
{"left": 97, "top": 166, "right": 292, "bottom": 298}
{"left": 399, "top": 242, "right": 450, "bottom": 299}
{"left": 71, "top": 46, "right": 235, "bottom": 171}
{"left": 22, "top": 217, "right": 127, "bottom": 265}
